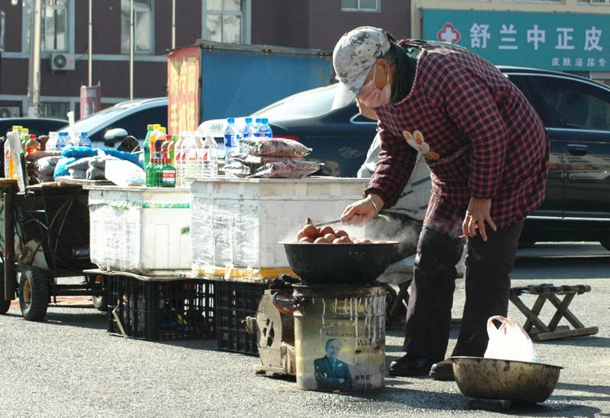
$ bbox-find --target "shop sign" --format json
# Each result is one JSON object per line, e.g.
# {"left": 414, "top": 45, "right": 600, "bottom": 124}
{"left": 423, "top": 9, "right": 610, "bottom": 71}
{"left": 167, "top": 46, "right": 200, "bottom": 135}
{"left": 80, "top": 84, "right": 101, "bottom": 119}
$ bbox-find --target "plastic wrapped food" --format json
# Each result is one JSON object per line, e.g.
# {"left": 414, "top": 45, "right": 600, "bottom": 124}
{"left": 69, "top": 169, "right": 87, "bottom": 179}
{"left": 66, "top": 157, "right": 95, "bottom": 171}
{"left": 239, "top": 137, "right": 312, "bottom": 157}
{"left": 249, "top": 160, "right": 298, "bottom": 178}
{"left": 86, "top": 166, "right": 106, "bottom": 180}
{"left": 295, "top": 160, "right": 322, "bottom": 177}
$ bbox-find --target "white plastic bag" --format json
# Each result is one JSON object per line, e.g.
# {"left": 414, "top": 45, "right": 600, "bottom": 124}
{"left": 484, "top": 315, "right": 539, "bottom": 363}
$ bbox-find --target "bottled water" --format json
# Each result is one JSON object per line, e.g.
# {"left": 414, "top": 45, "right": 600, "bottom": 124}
{"left": 46, "top": 132, "right": 59, "bottom": 151}
{"left": 56, "top": 132, "right": 70, "bottom": 150}
{"left": 174, "top": 131, "right": 186, "bottom": 187}
{"left": 201, "top": 135, "right": 218, "bottom": 178}
{"left": 181, "top": 131, "right": 200, "bottom": 187}
{"left": 255, "top": 118, "right": 273, "bottom": 138}
{"left": 79, "top": 132, "right": 92, "bottom": 148}
{"left": 223, "top": 118, "right": 241, "bottom": 171}
{"left": 241, "top": 117, "right": 255, "bottom": 141}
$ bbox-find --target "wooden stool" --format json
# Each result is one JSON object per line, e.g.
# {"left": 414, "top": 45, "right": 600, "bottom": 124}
{"left": 509, "top": 283, "right": 598, "bottom": 341}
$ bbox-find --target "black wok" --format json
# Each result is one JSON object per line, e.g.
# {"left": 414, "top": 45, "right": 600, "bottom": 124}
{"left": 281, "top": 241, "right": 399, "bottom": 285}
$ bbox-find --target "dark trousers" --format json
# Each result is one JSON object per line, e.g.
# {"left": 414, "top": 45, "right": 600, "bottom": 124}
{"left": 403, "top": 221, "right": 524, "bottom": 362}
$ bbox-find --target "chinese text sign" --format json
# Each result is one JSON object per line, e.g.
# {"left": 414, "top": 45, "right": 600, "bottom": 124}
{"left": 167, "top": 46, "right": 200, "bottom": 135}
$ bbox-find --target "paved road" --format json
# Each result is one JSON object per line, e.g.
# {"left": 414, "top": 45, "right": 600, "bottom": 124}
{"left": 0, "top": 243, "right": 608, "bottom": 418}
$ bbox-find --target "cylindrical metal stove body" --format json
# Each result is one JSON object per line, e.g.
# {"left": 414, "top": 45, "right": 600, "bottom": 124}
{"left": 294, "top": 285, "right": 386, "bottom": 392}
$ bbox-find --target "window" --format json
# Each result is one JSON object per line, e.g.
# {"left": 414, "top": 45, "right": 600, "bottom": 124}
{"left": 528, "top": 76, "right": 610, "bottom": 131}
{"left": 43, "top": 1, "right": 67, "bottom": 52}
{"left": 578, "top": 0, "right": 610, "bottom": 3}
{"left": 121, "top": 0, "right": 153, "bottom": 54}
{"left": 341, "top": 0, "right": 380, "bottom": 12}
{"left": 23, "top": 0, "right": 71, "bottom": 53}
{"left": 206, "top": 0, "right": 242, "bottom": 43}
{"left": 40, "top": 101, "right": 71, "bottom": 119}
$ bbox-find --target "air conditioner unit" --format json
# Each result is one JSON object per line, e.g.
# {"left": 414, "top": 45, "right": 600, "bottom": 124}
{"left": 0, "top": 106, "right": 20, "bottom": 118}
{"left": 51, "top": 53, "right": 75, "bottom": 71}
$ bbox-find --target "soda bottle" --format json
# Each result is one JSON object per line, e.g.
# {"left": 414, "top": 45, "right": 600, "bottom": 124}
{"left": 168, "top": 134, "right": 178, "bottom": 166}
{"left": 143, "top": 124, "right": 153, "bottom": 166}
{"left": 161, "top": 158, "right": 176, "bottom": 188}
{"left": 161, "top": 131, "right": 172, "bottom": 159}
{"left": 255, "top": 118, "right": 273, "bottom": 138}
{"left": 25, "top": 134, "right": 40, "bottom": 155}
{"left": 79, "top": 132, "right": 92, "bottom": 148}
{"left": 201, "top": 135, "right": 218, "bottom": 178}
{"left": 21, "top": 128, "right": 30, "bottom": 146}
{"left": 145, "top": 157, "right": 154, "bottom": 187}
{"left": 155, "top": 127, "right": 167, "bottom": 158}
{"left": 223, "top": 118, "right": 241, "bottom": 174}
{"left": 149, "top": 124, "right": 161, "bottom": 159}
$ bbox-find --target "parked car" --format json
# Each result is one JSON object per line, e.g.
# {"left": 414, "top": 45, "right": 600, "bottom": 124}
{"left": 58, "top": 97, "right": 168, "bottom": 149}
{"left": 200, "top": 67, "right": 610, "bottom": 250}
{"left": 0, "top": 117, "right": 68, "bottom": 138}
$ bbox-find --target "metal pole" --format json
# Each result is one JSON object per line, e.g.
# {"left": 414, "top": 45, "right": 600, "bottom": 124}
{"left": 88, "top": 0, "right": 92, "bottom": 86}
{"left": 129, "top": 0, "right": 133, "bottom": 100}
{"left": 172, "top": 0, "right": 175, "bottom": 50}
{"left": 27, "top": 0, "right": 42, "bottom": 117}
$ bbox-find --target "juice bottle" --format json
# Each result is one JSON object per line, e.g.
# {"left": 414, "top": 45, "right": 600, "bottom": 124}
{"left": 25, "top": 134, "right": 40, "bottom": 155}
{"left": 155, "top": 127, "right": 167, "bottom": 158}
{"left": 149, "top": 124, "right": 161, "bottom": 159}
{"left": 160, "top": 130, "right": 172, "bottom": 159}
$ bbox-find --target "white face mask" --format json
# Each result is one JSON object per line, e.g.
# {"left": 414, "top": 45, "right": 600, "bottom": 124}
{"left": 357, "top": 65, "right": 391, "bottom": 108}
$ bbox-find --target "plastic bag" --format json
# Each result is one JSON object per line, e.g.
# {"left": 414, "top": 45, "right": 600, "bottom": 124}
{"left": 484, "top": 316, "right": 539, "bottom": 363}
{"left": 104, "top": 159, "right": 145, "bottom": 186}
{"left": 239, "top": 137, "right": 312, "bottom": 157}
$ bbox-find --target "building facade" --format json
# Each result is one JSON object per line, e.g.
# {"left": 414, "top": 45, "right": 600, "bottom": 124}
{"left": 0, "top": 0, "right": 410, "bottom": 119}
{"left": 411, "top": 0, "right": 610, "bottom": 86}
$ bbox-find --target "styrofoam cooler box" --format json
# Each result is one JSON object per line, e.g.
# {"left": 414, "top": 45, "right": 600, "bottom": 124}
{"left": 190, "top": 178, "right": 369, "bottom": 270}
{"left": 87, "top": 187, "right": 191, "bottom": 274}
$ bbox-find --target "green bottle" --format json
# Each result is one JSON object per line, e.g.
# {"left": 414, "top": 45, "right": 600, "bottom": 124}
{"left": 161, "top": 158, "right": 176, "bottom": 188}
{"left": 168, "top": 135, "right": 178, "bottom": 166}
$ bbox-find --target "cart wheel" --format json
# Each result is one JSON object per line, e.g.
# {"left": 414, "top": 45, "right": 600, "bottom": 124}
{"left": 0, "top": 269, "right": 10, "bottom": 315}
{"left": 19, "top": 267, "right": 49, "bottom": 322}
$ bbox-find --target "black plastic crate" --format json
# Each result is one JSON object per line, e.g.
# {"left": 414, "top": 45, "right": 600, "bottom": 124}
{"left": 107, "top": 277, "right": 215, "bottom": 341}
{"left": 215, "top": 280, "right": 267, "bottom": 355}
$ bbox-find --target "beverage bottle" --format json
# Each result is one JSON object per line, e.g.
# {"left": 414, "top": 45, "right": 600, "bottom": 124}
{"left": 161, "top": 131, "right": 172, "bottom": 159}
{"left": 168, "top": 134, "right": 178, "bottom": 166}
{"left": 155, "top": 127, "right": 167, "bottom": 158}
{"left": 181, "top": 131, "right": 200, "bottom": 187}
{"left": 194, "top": 131, "right": 205, "bottom": 177}
{"left": 145, "top": 157, "right": 153, "bottom": 187}
{"left": 201, "top": 135, "right": 218, "bottom": 178}
{"left": 223, "top": 118, "right": 241, "bottom": 171}
{"left": 174, "top": 132, "right": 186, "bottom": 187}
{"left": 56, "top": 132, "right": 70, "bottom": 150}
{"left": 21, "top": 128, "right": 30, "bottom": 147}
{"left": 143, "top": 124, "right": 153, "bottom": 166}
{"left": 79, "top": 132, "right": 92, "bottom": 148}
{"left": 255, "top": 118, "right": 273, "bottom": 138}
{"left": 25, "top": 134, "right": 40, "bottom": 155}
{"left": 241, "top": 117, "right": 255, "bottom": 142}
{"left": 46, "top": 132, "right": 59, "bottom": 151}
{"left": 161, "top": 158, "right": 176, "bottom": 188}
{"left": 149, "top": 124, "right": 161, "bottom": 159}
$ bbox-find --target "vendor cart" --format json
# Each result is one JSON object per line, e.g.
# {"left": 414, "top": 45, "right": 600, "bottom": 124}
{"left": 1, "top": 182, "right": 106, "bottom": 321}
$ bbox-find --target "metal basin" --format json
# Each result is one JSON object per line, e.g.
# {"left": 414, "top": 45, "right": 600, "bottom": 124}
{"left": 281, "top": 241, "right": 399, "bottom": 285}
{"left": 450, "top": 356, "right": 562, "bottom": 404}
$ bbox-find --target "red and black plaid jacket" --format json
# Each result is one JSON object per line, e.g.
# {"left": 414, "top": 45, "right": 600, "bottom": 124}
{"left": 366, "top": 40, "right": 550, "bottom": 236}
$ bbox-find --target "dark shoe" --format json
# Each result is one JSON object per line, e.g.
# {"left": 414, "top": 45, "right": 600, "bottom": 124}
{"left": 429, "top": 360, "right": 455, "bottom": 381}
{"left": 389, "top": 354, "right": 435, "bottom": 377}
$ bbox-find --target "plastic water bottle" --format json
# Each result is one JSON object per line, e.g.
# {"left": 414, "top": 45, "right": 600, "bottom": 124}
{"left": 241, "top": 117, "right": 255, "bottom": 141}
{"left": 56, "top": 132, "right": 69, "bottom": 150}
{"left": 181, "top": 131, "right": 200, "bottom": 187}
{"left": 255, "top": 118, "right": 273, "bottom": 138}
{"left": 201, "top": 135, "right": 218, "bottom": 178}
{"left": 143, "top": 124, "right": 153, "bottom": 166}
{"left": 79, "top": 132, "right": 92, "bottom": 148}
{"left": 46, "top": 132, "right": 59, "bottom": 151}
{"left": 223, "top": 118, "right": 241, "bottom": 168}
{"left": 174, "top": 132, "right": 186, "bottom": 187}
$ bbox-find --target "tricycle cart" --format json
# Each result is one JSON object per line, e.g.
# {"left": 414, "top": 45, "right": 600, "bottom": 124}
{"left": 1, "top": 182, "right": 106, "bottom": 321}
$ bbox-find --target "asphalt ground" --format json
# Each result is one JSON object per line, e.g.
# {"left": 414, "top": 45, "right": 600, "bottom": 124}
{"left": 0, "top": 243, "right": 608, "bottom": 418}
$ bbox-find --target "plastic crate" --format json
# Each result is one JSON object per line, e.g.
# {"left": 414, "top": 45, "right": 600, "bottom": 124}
{"left": 107, "top": 277, "right": 215, "bottom": 341}
{"left": 215, "top": 280, "right": 267, "bottom": 355}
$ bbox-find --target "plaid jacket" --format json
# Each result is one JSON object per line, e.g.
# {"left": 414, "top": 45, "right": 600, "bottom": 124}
{"left": 365, "top": 40, "right": 549, "bottom": 236}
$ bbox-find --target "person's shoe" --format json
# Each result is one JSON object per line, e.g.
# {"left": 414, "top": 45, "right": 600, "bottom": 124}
{"left": 389, "top": 354, "right": 435, "bottom": 377}
{"left": 429, "top": 359, "right": 455, "bottom": 381}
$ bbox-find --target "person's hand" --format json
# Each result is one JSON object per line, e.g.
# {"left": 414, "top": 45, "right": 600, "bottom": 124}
{"left": 341, "top": 194, "right": 383, "bottom": 226}
{"left": 462, "top": 197, "right": 497, "bottom": 242}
